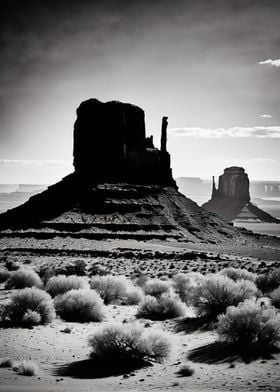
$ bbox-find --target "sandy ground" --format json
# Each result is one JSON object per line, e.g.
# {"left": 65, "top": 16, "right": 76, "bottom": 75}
{"left": 1, "top": 301, "right": 280, "bottom": 392}
{"left": 1, "top": 237, "right": 280, "bottom": 391}
{"left": 1, "top": 233, "right": 280, "bottom": 261}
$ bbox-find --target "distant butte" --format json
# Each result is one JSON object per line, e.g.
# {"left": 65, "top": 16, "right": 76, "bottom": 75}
{"left": 0, "top": 99, "right": 255, "bottom": 243}
{"left": 202, "top": 166, "right": 279, "bottom": 223}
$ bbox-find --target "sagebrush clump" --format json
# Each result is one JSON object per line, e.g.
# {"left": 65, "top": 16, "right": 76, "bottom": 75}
{"left": 143, "top": 278, "right": 172, "bottom": 298}
{"left": 5, "top": 268, "right": 42, "bottom": 289}
{"left": 172, "top": 272, "right": 204, "bottom": 303}
{"left": 46, "top": 275, "right": 89, "bottom": 297}
{"left": 190, "top": 274, "right": 258, "bottom": 319}
{"left": 5, "top": 260, "right": 19, "bottom": 271}
{"left": 137, "top": 293, "right": 186, "bottom": 320}
{"left": 124, "top": 286, "right": 145, "bottom": 305}
{"left": 0, "top": 358, "right": 14, "bottom": 368}
{"left": 90, "top": 275, "right": 131, "bottom": 304}
{"left": 88, "top": 263, "right": 110, "bottom": 276}
{"left": 1, "top": 287, "right": 55, "bottom": 326}
{"left": 270, "top": 287, "right": 280, "bottom": 309}
{"left": 256, "top": 269, "right": 280, "bottom": 294}
{"left": 0, "top": 268, "right": 10, "bottom": 283}
{"left": 22, "top": 310, "right": 41, "bottom": 326}
{"left": 217, "top": 299, "right": 280, "bottom": 347}
{"left": 177, "top": 364, "right": 195, "bottom": 377}
{"left": 88, "top": 322, "right": 171, "bottom": 364}
{"left": 220, "top": 267, "right": 257, "bottom": 282}
{"left": 54, "top": 289, "right": 105, "bottom": 322}
{"left": 12, "top": 360, "right": 39, "bottom": 376}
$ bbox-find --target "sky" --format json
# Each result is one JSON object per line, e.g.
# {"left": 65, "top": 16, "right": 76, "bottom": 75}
{"left": 0, "top": 0, "right": 280, "bottom": 183}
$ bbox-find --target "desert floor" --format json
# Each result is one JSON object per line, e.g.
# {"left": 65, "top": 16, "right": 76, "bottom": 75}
{"left": 1, "top": 237, "right": 280, "bottom": 391}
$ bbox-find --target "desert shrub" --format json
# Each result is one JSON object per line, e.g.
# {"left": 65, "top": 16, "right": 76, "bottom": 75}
{"left": 54, "top": 289, "right": 105, "bottom": 322}
{"left": 136, "top": 293, "right": 186, "bottom": 320}
{"left": 5, "top": 260, "right": 19, "bottom": 271}
{"left": 270, "top": 287, "right": 280, "bottom": 309}
{"left": 88, "top": 323, "right": 171, "bottom": 365}
{"left": 66, "top": 259, "right": 87, "bottom": 276}
{"left": 0, "top": 268, "right": 10, "bottom": 283}
{"left": 190, "top": 274, "right": 258, "bottom": 319}
{"left": 143, "top": 278, "right": 172, "bottom": 297}
{"left": 172, "top": 272, "right": 204, "bottom": 303}
{"left": 217, "top": 299, "right": 280, "bottom": 347}
{"left": 13, "top": 360, "right": 38, "bottom": 376}
{"left": 57, "top": 260, "right": 88, "bottom": 276}
{"left": 61, "top": 326, "right": 72, "bottom": 333}
{"left": 135, "top": 273, "right": 149, "bottom": 288}
{"left": 219, "top": 267, "right": 257, "bottom": 282}
{"left": 124, "top": 286, "right": 145, "bottom": 305}
{"left": 2, "top": 287, "right": 55, "bottom": 326}
{"left": 177, "top": 364, "right": 195, "bottom": 377}
{"left": 37, "top": 265, "right": 55, "bottom": 284}
{"left": 46, "top": 275, "right": 89, "bottom": 297}
{"left": 256, "top": 269, "right": 280, "bottom": 294}
{"left": 90, "top": 275, "right": 130, "bottom": 304}
{"left": 22, "top": 310, "right": 41, "bottom": 326}
{"left": 0, "top": 358, "right": 14, "bottom": 367}
{"left": 39, "top": 260, "right": 88, "bottom": 283}
{"left": 88, "top": 263, "right": 110, "bottom": 276}
{"left": 5, "top": 268, "right": 42, "bottom": 289}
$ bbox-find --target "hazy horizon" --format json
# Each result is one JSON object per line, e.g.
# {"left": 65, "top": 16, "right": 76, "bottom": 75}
{"left": 1, "top": 0, "right": 280, "bottom": 183}
{"left": 0, "top": 171, "right": 279, "bottom": 186}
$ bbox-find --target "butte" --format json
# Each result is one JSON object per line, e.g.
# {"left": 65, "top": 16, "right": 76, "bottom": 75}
{"left": 203, "top": 167, "right": 279, "bottom": 223}
{"left": 0, "top": 98, "right": 240, "bottom": 243}
{"left": 1, "top": 98, "right": 280, "bottom": 264}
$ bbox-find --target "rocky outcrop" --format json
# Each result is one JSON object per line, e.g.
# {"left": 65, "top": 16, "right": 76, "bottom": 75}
{"left": 212, "top": 167, "right": 250, "bottom": 201}
{"left": 0, "top": 99, "right": 248, "bottom": 243}
{"left": 73, "top": 99, "right": 175, "bottom": 186}
{"left": 203, "top": 167, "right": 279, "bottom": 223}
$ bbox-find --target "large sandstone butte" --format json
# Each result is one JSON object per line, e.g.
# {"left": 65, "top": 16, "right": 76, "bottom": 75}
{"left": 203, "top": 166, "right": 279, "bottom": 223}
{"left": 73, "top": 99, "right": 175, "bottom": 186}
{"left": 0, "top": 99, "right": 246, "bottom": 243}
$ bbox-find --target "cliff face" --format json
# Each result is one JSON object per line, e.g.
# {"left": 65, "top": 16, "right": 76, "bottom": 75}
{"left": 0, "top": 99, "right": 246, "bottom": 242}
{"left": 203, "top": 167, "right": 279, "bottom": 223}
{"left": 215, "top": 167, "right": 250, "bottom": 201}
{"left": 73, "top": 99, "right": 175, "bottom": 186}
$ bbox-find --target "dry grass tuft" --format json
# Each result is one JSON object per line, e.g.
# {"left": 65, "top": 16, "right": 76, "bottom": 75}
{"left": 12, "top": 360, "right": 39, "bottom": 376}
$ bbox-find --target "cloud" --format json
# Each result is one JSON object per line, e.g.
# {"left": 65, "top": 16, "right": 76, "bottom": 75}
{"left": 0, "top": 160, "right": 72, "bottom": 167}
{"left": 260, "top": 114, "right": 272, "bottom": 118}
{"left": 258, "top": 59, "right": 280, "bottom": 67}
{"left": 169, "top": 126, "right": 280, "bottom": 138}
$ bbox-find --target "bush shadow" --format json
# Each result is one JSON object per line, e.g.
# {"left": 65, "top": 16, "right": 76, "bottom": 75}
{"left": 174, "top": 316, "right": 215, "bottom": 334}
{"left": 53, "top": 358, "right": 152, "bottom": 379}
{"left": 188, "top": 341, "right": 280, "bottom": 364}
